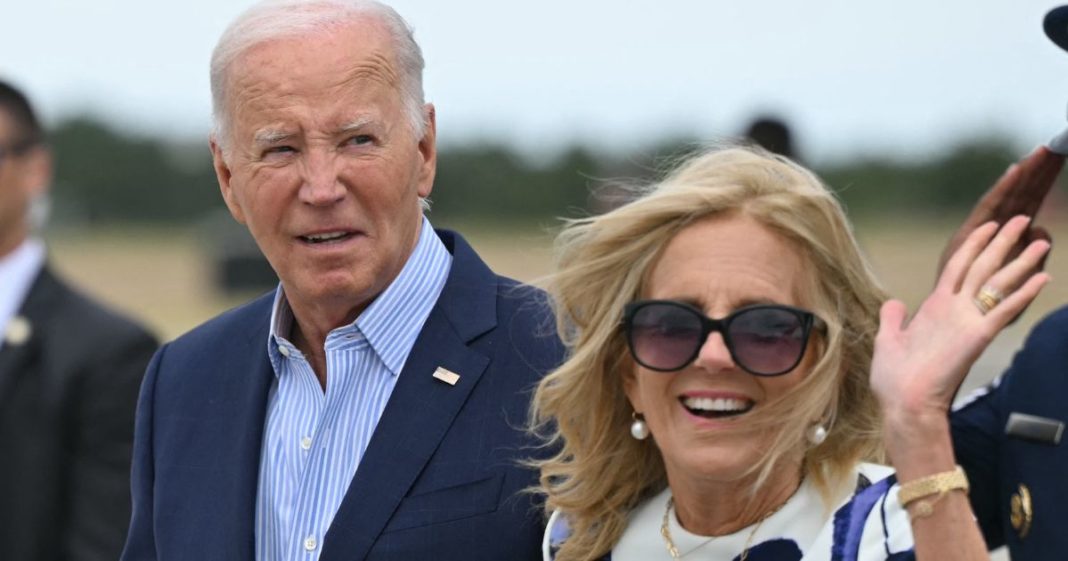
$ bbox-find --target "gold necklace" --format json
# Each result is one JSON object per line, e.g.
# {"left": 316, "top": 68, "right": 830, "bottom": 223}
{"left": 659, "top": 474, "right": 805, "bottom": 560}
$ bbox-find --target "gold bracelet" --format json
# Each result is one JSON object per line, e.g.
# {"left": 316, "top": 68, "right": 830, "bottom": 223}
{"left": 897, "top": 465, "right": 969, "bottom": 520}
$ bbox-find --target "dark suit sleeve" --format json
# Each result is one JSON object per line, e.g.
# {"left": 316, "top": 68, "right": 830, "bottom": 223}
{"left": 64, "top": 325, "right": 158, "bottom": 561}
{"left": 120, "top": 344, "right": 166, "bottom": 561}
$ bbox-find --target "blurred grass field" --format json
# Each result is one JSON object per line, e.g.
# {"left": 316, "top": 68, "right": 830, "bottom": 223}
{"left": 46, "top": 214, "right": 1068, "bottom": 395}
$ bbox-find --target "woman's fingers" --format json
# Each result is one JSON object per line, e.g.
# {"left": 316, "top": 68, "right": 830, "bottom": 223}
{"left": 871, "top": 299, "right": 909, "bottom": 400}
{"left": 939, "top": 220, "right": 999, "bottom": 294}
{"left": 984, "top": 272, "right": 1051, "bottom": 327}
{"left": 876, "top": 299, "right": 908, "bottom": 340}
{"left": 976, "top": 238, "right": 1051, "bottom": 302}
{"left": 875, "top": 220, "right": 1052, "bottom": 421}
{"left": 959, "top": 215, "right": 1032, "bottom": 294}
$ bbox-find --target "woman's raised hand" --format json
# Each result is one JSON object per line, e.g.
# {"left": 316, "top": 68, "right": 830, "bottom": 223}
{"left": 872, "top": 215, "right": 1050, "bottom": 435}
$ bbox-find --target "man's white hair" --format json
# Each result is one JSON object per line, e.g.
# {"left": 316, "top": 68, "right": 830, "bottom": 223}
{"left": 209, "top": 0, "right": 427, "bottom": 153}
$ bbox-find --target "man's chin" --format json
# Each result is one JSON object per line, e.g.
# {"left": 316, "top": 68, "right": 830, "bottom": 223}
{"left": 284, "top": 273, "right": 381, "bottom": 319}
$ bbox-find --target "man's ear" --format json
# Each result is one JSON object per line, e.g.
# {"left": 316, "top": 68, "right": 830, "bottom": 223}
{"left": 23, "top": 146, "right": 52, "bottom": 200}
{"left": 210, "top": 137, "right": 245, "bottom": 224}
{"left": 416, "top": 103, "right": 436, "bottom": 199}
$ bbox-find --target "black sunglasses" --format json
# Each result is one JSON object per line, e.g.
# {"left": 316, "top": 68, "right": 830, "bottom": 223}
{"left": 622, "top": 300, "right": 825, "bottom": 376}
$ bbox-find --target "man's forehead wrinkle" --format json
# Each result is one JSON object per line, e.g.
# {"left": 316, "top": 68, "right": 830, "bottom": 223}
{"left": 230, "top": 67, "right": 294, "bottom": 123}
{"left": 342, "top": 51, "right": 399, "bottom": 89}
{"left": 231, "top": 53, "right": 394, "bottom": 112}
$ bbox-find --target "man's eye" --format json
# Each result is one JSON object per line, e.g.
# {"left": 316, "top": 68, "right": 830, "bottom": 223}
{"left": 347, "top": 135, "right": 373, "bottom": 146}
{"left": 265, "top": 146, "right": 296, "bottom": 156}
{"left": 259, "top": 146, "right": 297, "bottom": 162}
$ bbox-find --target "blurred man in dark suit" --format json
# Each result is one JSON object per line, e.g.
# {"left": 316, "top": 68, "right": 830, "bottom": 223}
{"left": 0, "top": 78, "right": 158, "bottom": 561}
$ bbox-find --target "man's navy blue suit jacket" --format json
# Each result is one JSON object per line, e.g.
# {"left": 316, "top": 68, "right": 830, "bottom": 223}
{"left": 952, "top": 305, "right": 1068, "bottom": 560}
{"left": 121, "top": 230, "right": 564, "bottom": 561}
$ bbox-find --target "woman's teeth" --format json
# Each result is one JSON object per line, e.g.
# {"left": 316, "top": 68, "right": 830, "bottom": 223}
{"left": 681, "top": 396, "right": 754, "bottom": 418}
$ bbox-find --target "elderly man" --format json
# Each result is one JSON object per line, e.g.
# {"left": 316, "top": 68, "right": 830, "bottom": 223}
{"left": 121, "top": 1, "right": 561, "bottom": 560}
{"left": 0, "top": 78, "right": 158, "bottom": 561}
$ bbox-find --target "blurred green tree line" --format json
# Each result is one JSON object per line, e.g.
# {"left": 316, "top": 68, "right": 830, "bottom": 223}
{"left": 47, "top": 115, "right": 1052, "bottom": 227}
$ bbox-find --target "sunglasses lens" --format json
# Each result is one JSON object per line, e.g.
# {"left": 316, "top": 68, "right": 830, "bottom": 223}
{"left": 728, "top": 308, "right": 807, "bottom": 375}
{"left": 628, "top": 303, "right": 704, "bottom": 371}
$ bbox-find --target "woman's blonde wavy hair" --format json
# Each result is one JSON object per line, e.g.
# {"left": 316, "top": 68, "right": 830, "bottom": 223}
{"left": 529, "top": 144, "right": 890, "bottom": 561}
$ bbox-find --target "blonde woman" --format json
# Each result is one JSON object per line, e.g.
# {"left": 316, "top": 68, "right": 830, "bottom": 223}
{"left": 531, "top": 146, "right": 1048, "bottom": 560}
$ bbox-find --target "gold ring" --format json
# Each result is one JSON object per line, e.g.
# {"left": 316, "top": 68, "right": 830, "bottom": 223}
{"left": 973, "top": 285, "right": 1004, "bottom": 315}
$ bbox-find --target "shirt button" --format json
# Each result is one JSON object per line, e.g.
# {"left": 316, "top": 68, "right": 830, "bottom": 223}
{"left": 279, "top": 346, "right": 291, "bottom": 357}
{"left": 303, "top": 536, "right": 317, "bottom": 551}
{"left": 300, "top": 436, "right": 312, "bottom": 450}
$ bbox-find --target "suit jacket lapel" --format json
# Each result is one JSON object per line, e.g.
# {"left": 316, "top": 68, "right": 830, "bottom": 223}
{"left": 213, "top": 305, "right": 274, "bottom": 558}
{"left": 225, "top": 318, "right": 271, "bottom": 555}
{"left": 157, "top": 294, "right": 274, "bottom": 560}
{"left": 320, "top": 231, "right": 498, "bottom": 561}
{"left": 0, "top": 266, "right": 56, "bottom": 404}
{"left": 0, "top": 328, "right": 39, "bottom": 407}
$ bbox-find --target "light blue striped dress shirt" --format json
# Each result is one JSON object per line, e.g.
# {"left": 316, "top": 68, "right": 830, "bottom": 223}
{"left": 256, "top": 218, "right": 452, "bottom": 561}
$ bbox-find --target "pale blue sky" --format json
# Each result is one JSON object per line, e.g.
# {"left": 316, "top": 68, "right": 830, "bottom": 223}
{"left": 3, "top": 0, "right": 1067, "bottom": 163}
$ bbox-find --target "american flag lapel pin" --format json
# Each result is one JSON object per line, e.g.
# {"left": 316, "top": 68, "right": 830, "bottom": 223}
{"left": 432, "top": 366, "right": 461, "bottom": 386}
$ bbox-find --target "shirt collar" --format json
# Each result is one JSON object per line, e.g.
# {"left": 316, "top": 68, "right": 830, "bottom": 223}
{"left": 267, "top": 216, "right": 452, "bottom": 376}
{"left": 266, "top": 288, "right": 295, "bottom": 375}
{"left": 0, "top": 237, "right": 45, "bottom": 351}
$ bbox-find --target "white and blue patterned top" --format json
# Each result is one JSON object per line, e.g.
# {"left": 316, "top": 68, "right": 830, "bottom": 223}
{"left": 255, "top": 218, "right": 452, "bottom": 561}
{"left": 544, "top": 463, "right": 915, "bottom": 561}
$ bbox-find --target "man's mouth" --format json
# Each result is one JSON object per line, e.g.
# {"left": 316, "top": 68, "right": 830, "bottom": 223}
{"left": 680, "top": 396, "right": 755, "bottom": 419}
{"left": 299, "top": 231, "right": 355, "bottom": 244}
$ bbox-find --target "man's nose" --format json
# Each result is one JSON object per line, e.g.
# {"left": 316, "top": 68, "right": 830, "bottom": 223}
{"left": 298, "top": 150, "right": 345, "bottom": 206}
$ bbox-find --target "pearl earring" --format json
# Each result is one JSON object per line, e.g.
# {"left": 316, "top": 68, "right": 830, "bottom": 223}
{"left": 630, "top": 412, "right": 650, "bottom": 440}
{"left": 806, "top": 423, "right": 828, "bottom": 445}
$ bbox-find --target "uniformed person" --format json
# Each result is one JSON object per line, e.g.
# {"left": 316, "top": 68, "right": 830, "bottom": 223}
{"left": 949, "top": 6, "right": 1068, "bottom": 559}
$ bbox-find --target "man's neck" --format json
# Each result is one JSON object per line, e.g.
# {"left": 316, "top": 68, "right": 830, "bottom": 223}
{"left": 284, "top": 288, "right": 378, "bottom": 391}
{"left": 0, "top": 229, "right": 29, "bottom": 261}
{"left": 290, "top": 321, "right": 330, "bottom": 391}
